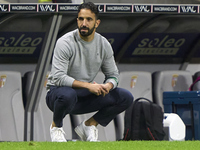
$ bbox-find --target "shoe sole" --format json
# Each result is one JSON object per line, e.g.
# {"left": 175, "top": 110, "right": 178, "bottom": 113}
{"left": 75, "top": 126, "right": 86, "bottom": 141}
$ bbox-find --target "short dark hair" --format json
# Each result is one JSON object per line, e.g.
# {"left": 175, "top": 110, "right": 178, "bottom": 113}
{"left": 78, "top": 2, "right": 99, "bottom": 19}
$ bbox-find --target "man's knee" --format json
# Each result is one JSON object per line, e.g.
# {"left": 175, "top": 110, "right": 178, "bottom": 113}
{"left": 52, "top": 87, "right": 77, "bottom": 107}
{"left": 124, "top": 89, "right": 133, "bottom": 105}
{"left": 116, "top": 88, "right": 134, "bottom": 107}
{"left": 56, "top": 87, "right": 77, "bottom": 105}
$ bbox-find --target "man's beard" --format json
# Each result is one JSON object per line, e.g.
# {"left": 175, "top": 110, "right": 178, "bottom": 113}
{"left": 78, "top": 25, "right": 96, "bottom": 37}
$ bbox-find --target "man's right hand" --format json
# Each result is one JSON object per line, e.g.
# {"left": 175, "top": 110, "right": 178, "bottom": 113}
{"left": 88, "top": 82, "right": 107, "bottom": 96}
{"left": 72, "top": 80, "right": 107, "bottom": 96}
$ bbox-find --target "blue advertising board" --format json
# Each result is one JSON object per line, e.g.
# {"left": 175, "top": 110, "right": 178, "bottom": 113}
{"left": 0, "top": 32, "right": 45, "bottom": 58}
{"left": 122, "top": 33, "right": 199, "bottom": 58}
{"left": 101, "top": 32, "right": 131, "bottom": 56}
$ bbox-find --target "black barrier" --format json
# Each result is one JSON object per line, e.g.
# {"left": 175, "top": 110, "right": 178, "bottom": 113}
{"left": 0, "top": 3, "right": 199, "bottom": 13}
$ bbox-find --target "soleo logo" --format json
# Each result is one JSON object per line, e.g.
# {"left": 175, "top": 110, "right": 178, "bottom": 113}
{"left": 132, "top": 35, "right": 186, "bottom": 55}
{"left": 0, "top": 32, "right": 44, "bottom": 54}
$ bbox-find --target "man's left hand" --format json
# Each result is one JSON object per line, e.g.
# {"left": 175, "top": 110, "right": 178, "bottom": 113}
{"left": 97, "top": 82, "right": 113, "bottom": 97}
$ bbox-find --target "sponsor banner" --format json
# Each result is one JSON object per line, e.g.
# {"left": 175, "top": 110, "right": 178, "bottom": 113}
{"left": 10, "top": 4, "right": 37, "bottom": 12}
{"left": 0, "top": 47, "right": 36, "bottom": 54}
{"left": 58, "top": 4, "right": 79, "bottom": 12}
{"left": 97, "top": 5, "right": 105, "bottom": 13}
{"left": 2, "top": 4, "right": 200, "bottom": 14}
{"left": 56, "top": 4, "right": 104, "bottom": 13}
{"left": 180, "top": 5, "right": 198, "bottom": 13}
{"left": 153, "top": 5, "right": 178, "bottom": 13}
{"left": 0, "top": 4, "right": 9, "bottom": 12}
{"left": 38, "top": 4, "right": 57, "bottom": 12}
{"left": 122, "top": 33, "right": 199, "bottom": 58}
{"left": 105, "top": 4, "right": 132, "bottom": 13}
{"left": 0, "top": 32, "right": 45, "bottom": 57}
{"left": 133, "top": 5, "right": 151, "bottom": 13}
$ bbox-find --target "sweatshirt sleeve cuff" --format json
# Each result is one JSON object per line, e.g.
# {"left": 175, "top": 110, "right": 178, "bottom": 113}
{"left": 105, "top": 78, "right": 118, "bottom": 90}
{"left": 67, "top": 77, "right": 75, "bottom": 87}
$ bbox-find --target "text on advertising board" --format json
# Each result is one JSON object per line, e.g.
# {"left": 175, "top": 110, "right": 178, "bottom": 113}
{"left": 0, "top": 32, "right": 45, "bottom": 55}
{"left": 123, "top": 33, "right": 199, "bottom": 57}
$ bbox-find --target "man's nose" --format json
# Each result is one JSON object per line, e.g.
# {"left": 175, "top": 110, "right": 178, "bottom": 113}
{"left": 82, "top": 19, "right": 87, "bottom": 26}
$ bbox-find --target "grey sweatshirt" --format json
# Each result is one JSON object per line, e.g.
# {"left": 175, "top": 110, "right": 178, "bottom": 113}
{"left": 47, "top": 29, "right": 119, "bottom": 89}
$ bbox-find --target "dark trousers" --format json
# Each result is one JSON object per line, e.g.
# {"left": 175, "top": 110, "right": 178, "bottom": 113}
{"left": 46, "top": 86, "right": 133, "bottom": 127}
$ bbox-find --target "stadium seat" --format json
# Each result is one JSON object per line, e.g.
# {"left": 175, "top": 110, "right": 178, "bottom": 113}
{"left": 118, "top": 71, "right": 153, "bottom": 100}
{"left": 0, "top": 71, "right": 24, "bottom": 141}
{"left": 191, "top": 71, "right": 200, "bottom": 91}
{"left": 152, "top": 70, "right": 193, "bottom": 111}
{"left": 116, "top": 71, "right": 153, "bottom": 140}
{"left": 23, "top": 71, "right": 72, "bottom": 141}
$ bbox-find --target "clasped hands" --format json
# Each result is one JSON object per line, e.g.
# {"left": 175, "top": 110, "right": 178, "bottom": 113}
{"left": 89, "top": 81, "right": 113, "bottom": 97}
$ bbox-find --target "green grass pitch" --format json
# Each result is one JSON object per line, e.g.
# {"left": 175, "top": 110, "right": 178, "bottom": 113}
{"left": 1, "top": 141, "right": 200, "bottom": 150}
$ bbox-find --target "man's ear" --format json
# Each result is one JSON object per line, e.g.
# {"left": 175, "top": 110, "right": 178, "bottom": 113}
{"left": 95, "top": 19, "right": 101, "bottom": 28}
